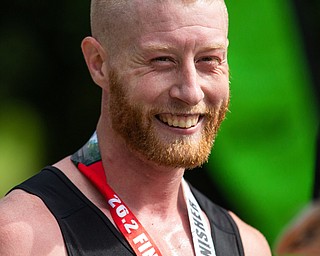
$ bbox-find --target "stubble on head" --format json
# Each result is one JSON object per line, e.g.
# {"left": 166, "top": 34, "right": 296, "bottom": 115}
{"left": 90, "top": 0, "right": 228, "bottom": 55}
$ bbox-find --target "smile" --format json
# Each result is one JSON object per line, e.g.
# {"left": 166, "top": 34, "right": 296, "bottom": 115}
{"left": 157, "top": 113, "right": 202, "bottom": 129}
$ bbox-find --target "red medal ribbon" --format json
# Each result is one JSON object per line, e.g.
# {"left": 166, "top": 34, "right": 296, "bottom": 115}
{"left": 77, "top": 162, "right": 162, "bottom": 256}
{"left": 72, "top": 132, "right": 216, "bottom": 255}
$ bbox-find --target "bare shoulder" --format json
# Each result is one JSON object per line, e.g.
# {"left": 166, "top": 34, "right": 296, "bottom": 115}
{"left": 229, "top": 211, "right": 272, "bottom": 256}
{"left": 0, "top": 189, "right": 66, "bottom": 256}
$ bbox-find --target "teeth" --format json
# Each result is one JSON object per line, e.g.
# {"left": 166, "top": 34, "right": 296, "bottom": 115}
{"left": 186, "top": 119, "right": 192, "bottom": 128}
{"left": 158, "top": 114, "right": 200, "bottom": 128}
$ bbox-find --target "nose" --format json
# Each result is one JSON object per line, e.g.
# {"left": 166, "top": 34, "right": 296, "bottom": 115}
{"left": 169, "top": 61, "right": 204, "bottom": 106}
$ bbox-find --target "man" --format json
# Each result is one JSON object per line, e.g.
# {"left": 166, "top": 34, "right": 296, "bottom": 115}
{"left": 0, "top": 0, "right": 271, "bottom": 255}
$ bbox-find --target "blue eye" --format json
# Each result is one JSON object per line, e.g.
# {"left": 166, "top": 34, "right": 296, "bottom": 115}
{"left": 199, "top": 56, "right": 220, "bottom": 64}
{"left": 195, "top": 56, "right": 223, "bottom": 72}
{"left": 150, "top": 56, "right": 176, "bottom": 71}
{"left": 152, "top": 56, "right": 173, "bottom": 62}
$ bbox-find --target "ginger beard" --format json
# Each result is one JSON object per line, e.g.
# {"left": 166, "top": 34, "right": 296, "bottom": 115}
{"left": 108, "top": 71, "right": 229, "bottom": 169}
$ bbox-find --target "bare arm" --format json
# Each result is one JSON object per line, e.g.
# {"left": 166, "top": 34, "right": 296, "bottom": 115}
{"left": 229, "top": 211, "right": 272, "bottom": 256}
{"left": 0, "top": 190, "right": 66, "bottom": 256}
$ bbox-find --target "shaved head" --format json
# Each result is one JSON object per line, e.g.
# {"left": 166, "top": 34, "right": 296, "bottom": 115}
{"left": 85, "top": 0, "right": 230, "bottom": 169}
{"left": 90, "top": 1, "right": 135, "bottom": 50}
{"left": 90, "top": 0, "right": 228, "bottom": 54}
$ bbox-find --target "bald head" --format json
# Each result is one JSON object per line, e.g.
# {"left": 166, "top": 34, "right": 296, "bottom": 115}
{"left": 90, "top": 0, "right": 228, "bottom": 54}
{"left": 90, "top": 1, "right": 134, "bottom": 48}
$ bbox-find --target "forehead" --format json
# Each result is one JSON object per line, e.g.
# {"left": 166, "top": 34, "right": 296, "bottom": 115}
{"left": 120, "top": 0, "right": 229, "bottom": 52}
{"left": 105, "top": 0, "right": 229, "bottom": 65}
{"left": 133, "top": 1, "right": 228, "bottom": 35}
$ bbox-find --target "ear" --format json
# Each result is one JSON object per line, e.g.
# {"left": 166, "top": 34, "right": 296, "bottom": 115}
{"left": 81, "top": 37, "right": 109, "bottom": 89}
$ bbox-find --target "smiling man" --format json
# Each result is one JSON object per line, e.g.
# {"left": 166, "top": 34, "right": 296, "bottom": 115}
{"left": 0, "top": 0, "right": 271, "bottom": 255}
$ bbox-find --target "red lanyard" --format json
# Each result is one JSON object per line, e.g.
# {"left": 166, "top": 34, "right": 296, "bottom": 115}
{"left": 72, "top": 131, "right": 216, "bottom": 255}
{"left": 77, "top": 161, "right": 162, "bottom": 256}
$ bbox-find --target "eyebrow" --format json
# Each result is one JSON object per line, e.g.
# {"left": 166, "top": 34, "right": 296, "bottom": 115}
{"left": 141, "top": 43, "right": 227, "bottom": 53}
{"left": 200, "top": 44, "right": 227, "bottom": 51}
{"left": 141, "top": 43, "right": 176, "bottom": 53}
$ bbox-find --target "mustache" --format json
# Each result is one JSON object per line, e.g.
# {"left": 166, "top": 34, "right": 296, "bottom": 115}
{"left": 155, "top": 106, "right": 228, "bottom": 120}
{"left": 143, "top": 101, "right": 224, "bottom": 116}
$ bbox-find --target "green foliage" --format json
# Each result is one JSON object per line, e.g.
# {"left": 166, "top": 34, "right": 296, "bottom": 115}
{"left": 0, "top": 101, "right": 45, "bottom": 196}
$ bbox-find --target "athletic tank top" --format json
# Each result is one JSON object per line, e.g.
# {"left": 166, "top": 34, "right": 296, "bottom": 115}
{"left": 12, "top": 166, "right": 244, "bottom": 256}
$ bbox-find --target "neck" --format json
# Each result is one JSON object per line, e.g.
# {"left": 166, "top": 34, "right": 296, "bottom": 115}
{"left": 96, "top": 120, "right": 187, "bottom": 218}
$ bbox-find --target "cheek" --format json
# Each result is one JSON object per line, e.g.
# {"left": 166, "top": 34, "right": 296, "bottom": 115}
{"left": 217, "top": 80, "right": 230, "bottom": 100}
{"left": 126, "top": 75, "right": 173, "bottom": 104}
{"left": 203, "top": 76, "right": 230, "bottom": 105}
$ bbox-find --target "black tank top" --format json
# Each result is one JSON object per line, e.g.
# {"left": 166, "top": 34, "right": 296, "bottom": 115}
{"left": 12, "top": 166, "right": 244, "bottom": 256}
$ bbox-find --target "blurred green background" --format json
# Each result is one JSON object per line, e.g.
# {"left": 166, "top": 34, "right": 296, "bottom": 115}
{"left": 0, "top": 0, "right": 319, "bottom": 254}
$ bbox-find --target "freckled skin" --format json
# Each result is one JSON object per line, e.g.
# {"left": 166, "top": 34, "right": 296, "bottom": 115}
{"left": 103, "top": 1, "right": 230, "bottom": 169}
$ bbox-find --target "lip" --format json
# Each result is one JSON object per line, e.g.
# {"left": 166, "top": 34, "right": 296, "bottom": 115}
{"left": 155, "top": 114, "right": 204, "bottom": 135}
